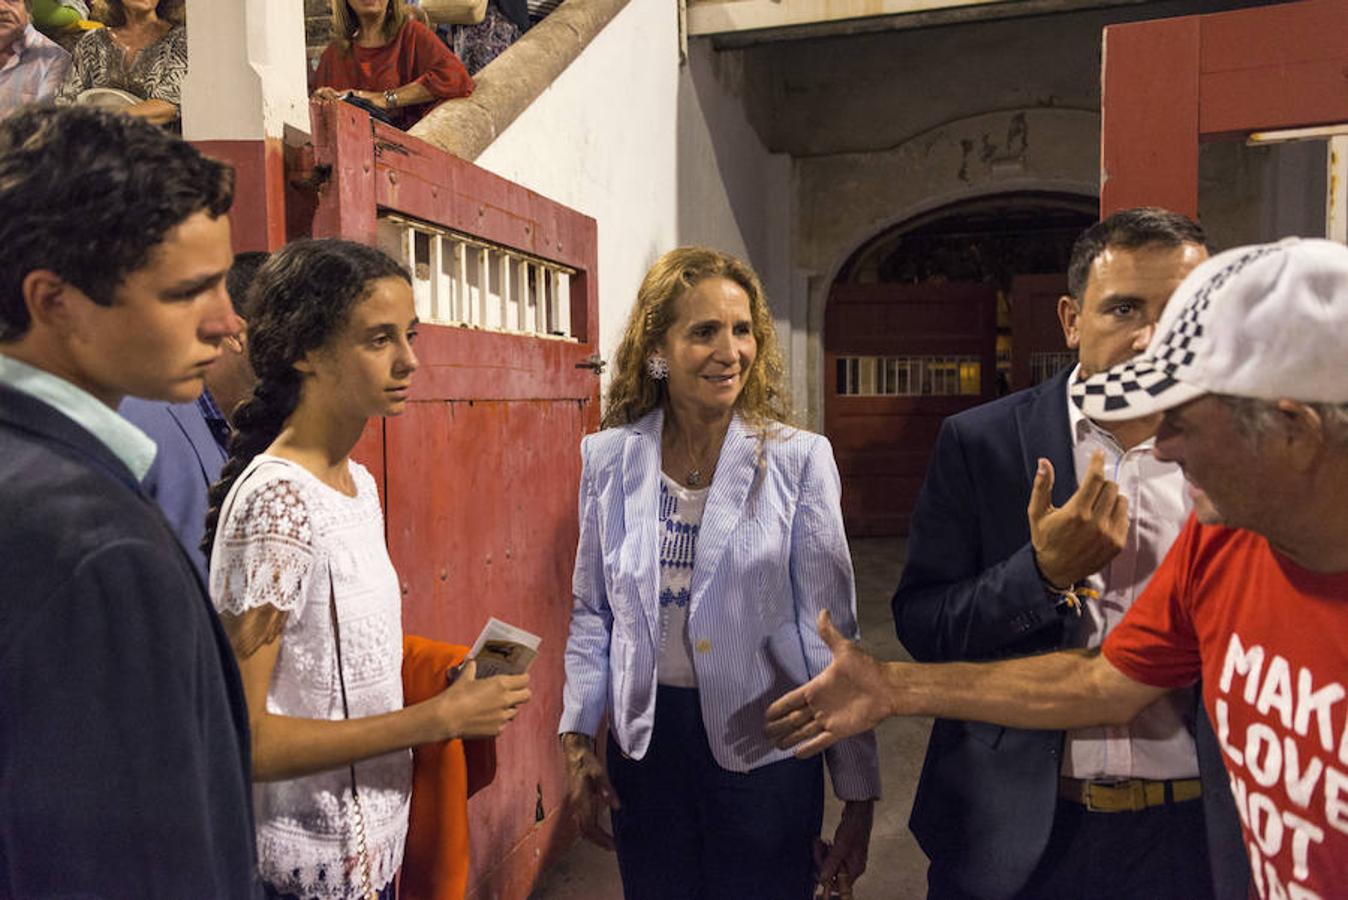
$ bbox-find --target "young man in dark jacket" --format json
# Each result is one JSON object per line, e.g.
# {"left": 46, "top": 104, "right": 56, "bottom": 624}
{"left": 0, "top": 105, "right": 258, "bottom": 898}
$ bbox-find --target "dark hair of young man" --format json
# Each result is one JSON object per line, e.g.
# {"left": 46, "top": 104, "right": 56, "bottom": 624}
{"left": 0, "top": 105, "right": 234, "bottom": 341}
{"left": 1066, "top": 206, "right": 1209, "bottom": 302}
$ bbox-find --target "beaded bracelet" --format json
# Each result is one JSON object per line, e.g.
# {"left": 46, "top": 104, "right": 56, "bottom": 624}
{"left": 1048, "top": 583, "right": 1099, "bottom": 617}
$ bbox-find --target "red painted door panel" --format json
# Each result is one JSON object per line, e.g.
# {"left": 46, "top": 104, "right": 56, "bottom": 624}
{"left": 384, "top": 397, "right": 587, "bottom": 897}
{"left": 303, "top": 102, "right": 601, "bottom": 898}
{"left": 824, "top": 283, "right": 997, "bottom": 536}
{"left": 1008, "top": 273, "right": 1071, "bottom": 392}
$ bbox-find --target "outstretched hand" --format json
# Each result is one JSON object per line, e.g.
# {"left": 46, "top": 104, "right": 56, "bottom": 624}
{"left": 764, "top": 611, "right": 896, "bottom": 758}
{"left": 1028, "top": 450, "right": 1129, "bottom": 589}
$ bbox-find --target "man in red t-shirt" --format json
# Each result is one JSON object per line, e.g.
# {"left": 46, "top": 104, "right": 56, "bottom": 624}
{"left": 766, "top": 237, "right": 1348, "bottom": 900}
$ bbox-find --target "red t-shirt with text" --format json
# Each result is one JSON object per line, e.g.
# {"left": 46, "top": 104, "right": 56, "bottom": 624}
{"left": 1104, "top": 519, "right": 1348, "bottom": 900}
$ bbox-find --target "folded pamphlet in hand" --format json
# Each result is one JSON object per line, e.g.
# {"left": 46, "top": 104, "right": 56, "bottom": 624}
{"left": 467, "top": 617, "right": 541, "bottom": 678}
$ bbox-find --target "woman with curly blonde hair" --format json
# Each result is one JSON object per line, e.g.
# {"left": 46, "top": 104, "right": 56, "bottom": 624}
{"left": 559, "top": 247, "right": 880, "bottom": 899}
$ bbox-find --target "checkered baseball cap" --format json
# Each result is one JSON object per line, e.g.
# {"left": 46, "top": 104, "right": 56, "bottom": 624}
{"left": 1073, "top": 237, "right": 1348, "bottom": 421}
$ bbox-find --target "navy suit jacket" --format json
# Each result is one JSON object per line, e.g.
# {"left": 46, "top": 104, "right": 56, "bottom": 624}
{"left": 891, "top": 367, "right": 1248, "bottom": 897}
{"left": 119, "top": 397, "right": 228, "bottom": 581}
{"left": 0, "top": 383, "right": 258, "bottom": 898}
{"left": 892, "top": 368, "right": 1081, "bottom": 898}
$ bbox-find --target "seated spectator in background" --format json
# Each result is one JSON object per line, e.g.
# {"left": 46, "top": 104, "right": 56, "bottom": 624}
{"left": 313, "top": 0, "right": 472, "bottom": 132}
{"left": 31, "top": 0, "right": 88, "bottom": 30}
{"left": 414, "top": 0, "right": 529, "bottom": 77}
{"left": 119, "top": 250, "right": 267, "bottom": 581}
{"left": 0, "top": 0, "right": 71, "bottom": 113}
{"left": 404, "top": 1, "right": 429, "bottom": 24}
{"left": 55, "top": 0, "right": 184, "bottom": 127}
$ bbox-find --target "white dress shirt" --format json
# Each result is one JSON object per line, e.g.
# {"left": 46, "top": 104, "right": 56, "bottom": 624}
{"left": 1062, "top": 365, "right": 1199, "bottom": 780}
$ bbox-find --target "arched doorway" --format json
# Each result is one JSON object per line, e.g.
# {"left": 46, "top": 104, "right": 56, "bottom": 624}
{"left": 824, "top": 192, "right": 1095, "bottom": 536}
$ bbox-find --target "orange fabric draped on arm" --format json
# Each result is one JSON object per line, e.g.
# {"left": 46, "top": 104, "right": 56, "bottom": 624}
{"left": 401, "top": 635, "right": 498, "bottom": 900}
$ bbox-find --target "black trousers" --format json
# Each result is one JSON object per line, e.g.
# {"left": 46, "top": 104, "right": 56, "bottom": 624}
{"left": 928, "top": 796, "right": 1213, "bottom": 900}
{"left": 607, "top": 685, "right": 825, "bottom": 900}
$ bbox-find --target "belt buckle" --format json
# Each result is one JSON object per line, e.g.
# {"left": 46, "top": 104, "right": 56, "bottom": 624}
{"left": 1082, "top": 779, "right": 1144, "bottom": 812}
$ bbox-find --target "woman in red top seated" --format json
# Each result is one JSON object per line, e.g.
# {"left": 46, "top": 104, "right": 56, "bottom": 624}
{"left": 313, "top": 0, "right": 473, "bottom": 131}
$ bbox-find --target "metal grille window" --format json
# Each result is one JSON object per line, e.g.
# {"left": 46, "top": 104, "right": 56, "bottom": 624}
{"left": 1029, "top": 351, "right": 1076, "bottom": 385}
{"left": 836, "top": 355, "right": 981, "bottom": 396}
{"left": 376, "top": 214, "right": 576, "bottom": 339}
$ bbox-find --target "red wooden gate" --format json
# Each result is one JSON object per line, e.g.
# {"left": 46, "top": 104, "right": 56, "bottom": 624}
{"left": 824, "top": 283, "right": 996, "bottom": 536}
{"left": 302, "top": 101, "right": 600, "bottom": 898}
{"left": 1100, "top": 0, "right": 1348, "bottom": 218}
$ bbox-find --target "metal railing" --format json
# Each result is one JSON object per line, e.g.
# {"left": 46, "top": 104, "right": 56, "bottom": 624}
{"left": 1028, "top": 351, "right": 1075, "bottom": 386}
{"left": 836, "top": 354, "right": 981, "bottom": 396}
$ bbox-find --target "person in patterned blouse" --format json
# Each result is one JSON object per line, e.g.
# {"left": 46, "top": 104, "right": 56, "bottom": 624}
{"left": 55, "top": 0, "right": 185, "bottom": 126}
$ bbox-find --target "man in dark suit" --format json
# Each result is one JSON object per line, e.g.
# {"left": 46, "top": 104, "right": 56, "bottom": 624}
{"left": 120, "top": 250, "right": 267, "bottom": 580}
{"left": 0, "top": 106, "right": 258, "bottom": 897}
{"left": 892, "top": 208, "right": 1237, "bottom": 899}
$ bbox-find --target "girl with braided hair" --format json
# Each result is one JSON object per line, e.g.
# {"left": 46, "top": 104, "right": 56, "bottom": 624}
{"left": 202, "top": 238, "right": 530, "bottom": 900}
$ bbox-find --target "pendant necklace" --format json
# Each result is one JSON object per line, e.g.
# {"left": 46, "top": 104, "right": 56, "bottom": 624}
{"left": 682, "top": 436, "right": 714, "bottom": 488}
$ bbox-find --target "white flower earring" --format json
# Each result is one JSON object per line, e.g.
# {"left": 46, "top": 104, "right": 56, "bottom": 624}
{"left": 646, "top": 355, "right": 669, "bottom": 381}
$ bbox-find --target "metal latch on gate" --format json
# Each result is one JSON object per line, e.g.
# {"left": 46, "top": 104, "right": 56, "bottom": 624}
{"left": 575, "top": 353, "right": 607, "bottom": 375}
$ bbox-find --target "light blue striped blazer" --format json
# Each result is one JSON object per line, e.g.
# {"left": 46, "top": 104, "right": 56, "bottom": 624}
{"left": 559, "top": 408, "right": 881, "bottom": 801}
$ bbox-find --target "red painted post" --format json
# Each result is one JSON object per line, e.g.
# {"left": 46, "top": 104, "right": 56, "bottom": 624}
{"left": 192, "top": 138, "right": 290, "bottom": 253}
{"left": 309, "top": 100, "right": 379, "bottom": 246}
{"left": 1100, "top": 16, "right": 1201, "bottom": 218}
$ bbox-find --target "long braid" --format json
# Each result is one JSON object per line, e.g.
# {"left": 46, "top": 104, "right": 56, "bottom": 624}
{"left": 198, "top": 238, "right": 408, "bottom": 566}
{"left": 201, "top": 375, "right": 301, "bottom": 565}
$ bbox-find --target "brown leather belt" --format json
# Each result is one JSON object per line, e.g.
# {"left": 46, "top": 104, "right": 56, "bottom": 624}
{"left": 1058, "top": 776, "right": 1202, "bottom": 813}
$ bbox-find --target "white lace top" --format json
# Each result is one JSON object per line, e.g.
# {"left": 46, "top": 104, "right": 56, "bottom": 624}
{"left": 209, "top": 455, "right": 411, "bottom": 899}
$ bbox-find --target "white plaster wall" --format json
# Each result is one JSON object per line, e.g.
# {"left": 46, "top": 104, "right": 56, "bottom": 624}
{"left": 182, "top": 0, "right": 310, "bottom": 141}
{"left": 475, "top": 3, "right": 792, "bottom": 403}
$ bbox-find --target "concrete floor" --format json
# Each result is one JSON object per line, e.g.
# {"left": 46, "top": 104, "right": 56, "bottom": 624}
{"left": 532, "top": 537, "right": 933, "bottom": 899}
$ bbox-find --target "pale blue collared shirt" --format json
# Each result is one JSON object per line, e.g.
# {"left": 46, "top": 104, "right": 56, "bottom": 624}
{"left": 0, "top": 354, "right": 156, "bottom": 481}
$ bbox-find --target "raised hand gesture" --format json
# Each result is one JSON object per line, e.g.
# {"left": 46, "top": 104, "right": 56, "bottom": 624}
{"left": 1028, "top": 450, "right": 1130, "bottom": 590}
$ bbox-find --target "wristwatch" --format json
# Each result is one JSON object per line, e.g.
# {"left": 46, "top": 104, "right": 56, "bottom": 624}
{"left": 383, "top": 88, "right": 398, "bottom": 108}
